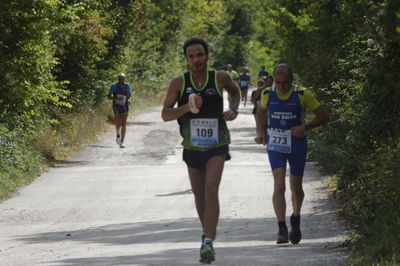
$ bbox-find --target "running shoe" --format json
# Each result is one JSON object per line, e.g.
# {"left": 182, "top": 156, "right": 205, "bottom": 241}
{"left": 116, "top": 136, "right": 121, "bottom": 144}
{"left": 277, "top": 227, "right": 289, "bottom": 244}
{"left": 119, "top": 142, "right": 125, "bottom": 148}
{"left": 289, "top": 214, "right": 302, "bottom": 244}
{"left": 199, "top": 240, "right": 215, "bottom": 264}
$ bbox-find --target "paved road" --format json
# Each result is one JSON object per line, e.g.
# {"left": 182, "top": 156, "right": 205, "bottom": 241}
{"left": 0, "top": 92, "right": 349, "bottom": 265}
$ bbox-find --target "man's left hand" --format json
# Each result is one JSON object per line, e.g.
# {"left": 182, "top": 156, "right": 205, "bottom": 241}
{"left": 222, "top": 109, "right": 237, "bottom": 121}
{"left": 291, "top": 125, "right": 307, "bottom": 138}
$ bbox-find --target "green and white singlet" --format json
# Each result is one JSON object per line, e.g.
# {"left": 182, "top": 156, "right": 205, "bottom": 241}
{"left": 177, "top": 70, "right": 230, "bottom": 151}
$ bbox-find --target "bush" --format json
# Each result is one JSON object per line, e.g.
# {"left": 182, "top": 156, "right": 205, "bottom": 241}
{"left": 0, "top": 128, "right": 41, "bottom": 199}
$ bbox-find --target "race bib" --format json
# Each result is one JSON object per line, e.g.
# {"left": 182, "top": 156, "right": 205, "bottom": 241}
{"left": 190, "top": 118, "right": 218, "bottom": 147}
{"left": 267, "top": 128, "right": 292, "bottom": 153}
{"left": 240, "top": 80, "right": 248, "bottom": 87}
{"left": 115, "top": 94, "right": 126, "bottom": 105}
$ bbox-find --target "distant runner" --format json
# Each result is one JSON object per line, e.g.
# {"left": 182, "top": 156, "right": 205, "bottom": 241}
{"left": 107, "top": 73, "right": 132, "bottom": 148}
{"left": 226, "top": 64, "right": 239, "bottom": 85}
{"left": 239, "top": 67, "right": 251, "bottom": 106}
{"left": 258, "top": 66, "right": 269, "bottom": 78}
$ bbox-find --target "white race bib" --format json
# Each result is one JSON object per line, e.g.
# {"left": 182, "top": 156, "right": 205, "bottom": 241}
{"left": 240, "top": 80, "right": 248, "bottom": 87}
{"left": 267, "top": 128, "right": 292, "bottom": 153}
{"left": 190, "top": 118, "right": 218, "bottom": 147}
{"left": 115, "top": 94, "right": 126, "bottom": 105}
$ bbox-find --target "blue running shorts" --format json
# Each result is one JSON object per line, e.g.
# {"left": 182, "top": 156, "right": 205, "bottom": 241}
{"left": 267, "top": 149, "right": 307, "bottom": 177}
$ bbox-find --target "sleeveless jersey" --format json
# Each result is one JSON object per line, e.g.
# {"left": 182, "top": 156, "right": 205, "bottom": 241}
{"left": 239, "top": 73, "right": 250, "bottom": 89}
{"left": 112, "top": 83, "right": 130, "bottom": 114}
{"left": 177, "top": 70, "right": 230, "bottom": 151}
{"left": 266, "top": 85, "right": 307, "bottom": 153}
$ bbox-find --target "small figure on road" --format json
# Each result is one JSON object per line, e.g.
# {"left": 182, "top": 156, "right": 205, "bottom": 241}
{"left": 251, "top": 75, "right": 273, "bottom": 120}
{"left": 238, "top": 66, "right": 251, "bottom": 106}
{"left": 255, "top": 63, "right": 329, "bottom": 244}
{"left": 162, "top": 37, "right": 240, "bottom": 264}
{"left": 258, "top": 66, "right": 269, "bottom": 78}
{"left": 226, "top": 64, "right": 239, "bottom": 84}
{"left": 107, "top": 73, "right": 132, "bottom": 148}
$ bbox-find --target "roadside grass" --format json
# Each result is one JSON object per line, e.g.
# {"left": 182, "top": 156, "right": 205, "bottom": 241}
{"left": 0, "top": 92, "right": 166, "bottom": 200}
{"left": 348, "top": 248, "right": 399, "bottom": 266}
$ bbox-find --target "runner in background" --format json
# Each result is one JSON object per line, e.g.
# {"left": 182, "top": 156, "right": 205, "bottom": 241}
{"left": 107, "top": 73, "right": 132, "bottom": 148}
{"left": 258, "top": 66, "right": 269, "bottom": 78}
{"left": 239, "top": 66, "right": 251, "bottom": 106}
{"left": 226, "top": 64, "right": 239, "bottom": 85}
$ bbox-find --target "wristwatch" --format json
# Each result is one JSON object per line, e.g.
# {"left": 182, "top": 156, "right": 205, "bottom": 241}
{"left": 230, "top": 108, "right": 238, "bottom": 115}
{"left": 304, "top": 123, "right": 314, "bottom": 131}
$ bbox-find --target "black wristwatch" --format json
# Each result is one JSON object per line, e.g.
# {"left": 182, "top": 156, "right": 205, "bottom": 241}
{"left": 304, "top": 123, "right": 313, "bottom": 131}
{"left": 230, "top": 108, "right": 238, "bottom": 115}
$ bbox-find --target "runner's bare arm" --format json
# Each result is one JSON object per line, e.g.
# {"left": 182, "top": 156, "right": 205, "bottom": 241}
{"left": 255, "top": 106, "right": 267, "bottom": 144}
{"left": 251, "top": 89, "right": 263, "bottom": 104}
{"left": 161, "top": 76, "right": 191, "bottom": 122}
{"left": 218, "top": 71, "right": 240, "bottom": 121}
{"left": 291, "top": 105, "right": 330, "bottom": 137}
{"left": 309, "top": 105, "right": 330, "bottom": 127}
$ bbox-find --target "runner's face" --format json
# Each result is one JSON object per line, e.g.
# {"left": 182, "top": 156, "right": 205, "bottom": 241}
{"left": 185, "top": 44, "right": 208, "bottom": 72}
{"left": 118, "top": 75, "right": 125, "bottom": 83}
{"left": 274, "top": 73, "right": 292, "bottom": 93}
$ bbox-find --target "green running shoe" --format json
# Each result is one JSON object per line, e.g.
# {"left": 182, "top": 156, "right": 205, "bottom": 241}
{"left": 199, "top": 241, "right": 215, "bottom": 264}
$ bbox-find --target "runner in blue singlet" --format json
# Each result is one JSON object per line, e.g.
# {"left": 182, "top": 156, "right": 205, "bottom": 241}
{"left": 107, "top": 73, "right": 132, "bottom": 148}
{"left": 255, "top": 63, "right": 329, "bottom": 245}
{"left": 238, "top": 67, "right": 251, "bottom": 106}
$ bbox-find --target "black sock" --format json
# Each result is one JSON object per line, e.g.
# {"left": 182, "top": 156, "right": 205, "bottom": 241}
{"left": 278, "top": 221, "right": 287, "bottom": 231}
{"left": 290, "top": 214, "right": 300, "bottom": 226}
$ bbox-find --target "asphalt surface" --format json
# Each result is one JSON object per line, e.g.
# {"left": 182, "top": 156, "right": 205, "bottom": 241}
{"left": 0, "top": 91, "right": 349, "bottom": 265}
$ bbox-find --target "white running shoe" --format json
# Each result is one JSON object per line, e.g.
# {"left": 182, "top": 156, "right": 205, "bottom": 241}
{"left": 119, "top": 142, "right": 125, "bottom": 148}
{"left": 116, "top": 137, "right": 121, "bottom": 144}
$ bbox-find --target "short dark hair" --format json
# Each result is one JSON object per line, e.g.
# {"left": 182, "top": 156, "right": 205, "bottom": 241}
{"left": 273, "top": 63, "right": 294, "bottom": 81}
{"left": 183, "top": 38, "right": 209, "bottom": 56}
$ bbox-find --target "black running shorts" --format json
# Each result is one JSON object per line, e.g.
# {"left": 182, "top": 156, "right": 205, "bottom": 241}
{"left": 183, "top": 145, "right": 229, "bottom": 169}
{"left": 113, "top": 103, "right": 129, "bottom": 115}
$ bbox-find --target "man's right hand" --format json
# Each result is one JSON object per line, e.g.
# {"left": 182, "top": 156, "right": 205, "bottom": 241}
{"left": 188, "top": 93, "right": 203, "bottom": 114}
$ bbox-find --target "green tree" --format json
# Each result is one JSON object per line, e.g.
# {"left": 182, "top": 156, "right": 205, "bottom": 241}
{"left": 0, "top": 0, "right": 69, "bottom": 132}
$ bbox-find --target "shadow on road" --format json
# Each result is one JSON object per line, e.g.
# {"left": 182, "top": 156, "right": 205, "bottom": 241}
{"left": 15, "top": 210, "right": 347, "bottom": 265}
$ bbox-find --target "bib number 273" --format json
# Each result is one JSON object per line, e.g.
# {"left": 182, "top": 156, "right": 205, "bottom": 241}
{"left": 267, "top": 128, "right": 292, "bottom": 153}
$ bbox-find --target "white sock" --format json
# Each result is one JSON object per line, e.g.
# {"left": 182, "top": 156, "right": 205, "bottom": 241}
{"left": 204, "top": 237, "right": 213, "bottom": 243}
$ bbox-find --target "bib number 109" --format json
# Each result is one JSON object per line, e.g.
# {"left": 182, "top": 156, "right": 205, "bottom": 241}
{"left": 190, "top": 118, "right": 218, "bottom": 147}
{"left": 196, "top": 128, "right": 213, "bottom": 138}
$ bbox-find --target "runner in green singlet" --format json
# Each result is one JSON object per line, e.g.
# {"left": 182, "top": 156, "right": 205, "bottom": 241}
{"left": 162, "top": 38, "right": 240, "bottom": 264}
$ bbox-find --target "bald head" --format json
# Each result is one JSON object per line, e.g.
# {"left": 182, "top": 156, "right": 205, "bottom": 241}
{"left": 118, "top": 73, "right": 126, "bottom": 83}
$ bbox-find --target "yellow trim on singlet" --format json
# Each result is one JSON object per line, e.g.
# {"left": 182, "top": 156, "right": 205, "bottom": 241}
{"left": 260, "top": 85, "right": 320, "bottom": 111}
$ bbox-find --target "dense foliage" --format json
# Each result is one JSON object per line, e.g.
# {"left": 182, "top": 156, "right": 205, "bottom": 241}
{"left": 0, "top": 0, "right": 399, "bottom": 263}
